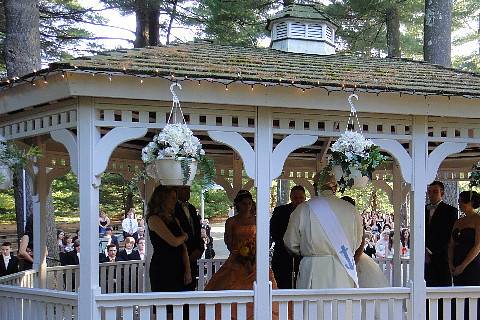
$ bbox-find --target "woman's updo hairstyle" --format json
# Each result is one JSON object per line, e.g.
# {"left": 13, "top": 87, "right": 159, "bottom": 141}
{"left": 459, "top": 190, "right": 480, "bottom": 209}
{"left": 233, "top": 190, "right": 253, "bottom": 211}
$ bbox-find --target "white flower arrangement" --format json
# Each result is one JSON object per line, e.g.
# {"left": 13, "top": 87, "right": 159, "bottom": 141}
{"left": 329, "top": 131, "right": 385, "bottom": 192}
{"left": 141, "top": 123, "right": 205, "bottom": 164}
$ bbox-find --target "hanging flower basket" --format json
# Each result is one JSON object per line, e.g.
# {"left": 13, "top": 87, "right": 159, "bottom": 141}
{"left": 141, "top": 84, "right": 214, "bottom": 186}
{"left": 328, "top": 95, "right": 385, "bottom": 192}
{"left": 142, "top": 123, "right": 204, "bottom": 186}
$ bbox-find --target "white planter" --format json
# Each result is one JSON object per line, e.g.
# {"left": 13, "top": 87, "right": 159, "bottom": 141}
{"left": 333, "top": 165, "right": 369, "bottom": 189}
{"left": 0, "top": 165, "right": 13, "bottom": 190}
{"left": 146, "top": 158, "right": 197, "bottom": 186}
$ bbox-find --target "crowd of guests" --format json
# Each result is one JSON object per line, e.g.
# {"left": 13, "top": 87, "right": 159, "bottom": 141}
{"left": 360, "top": 211, "right": 410, "bottom": 259}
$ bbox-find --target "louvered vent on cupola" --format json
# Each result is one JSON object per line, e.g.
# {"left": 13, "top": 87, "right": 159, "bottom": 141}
{"left": 267, "top": 4, "right": 338, "bottom": 55}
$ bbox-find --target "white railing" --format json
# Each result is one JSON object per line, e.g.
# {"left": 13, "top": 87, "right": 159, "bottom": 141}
{"left": 198, "top": 258, "right": 411, "bottom": 289}
{"left": 375, "top": 257, "right": 410, "bottom": 287}
{"left": 197, "top": 258, "right": 226, "bottom": 290}
{"left": 273, "top": 287, "right": 411, "bottom": 320}
{"left": 0, "top": 269, "right": 38, "bottom": 288}
{"left": 0, "top": 285, "right": 78, "bottom": 320}
{"left": 96, "top": 290, "right": 254, "bottom": 320}
{"left": 427, "top": 286, "right": 480, "bottom": 320}
{"left": 46, "top": 260, "right": 145, "bottom": 293}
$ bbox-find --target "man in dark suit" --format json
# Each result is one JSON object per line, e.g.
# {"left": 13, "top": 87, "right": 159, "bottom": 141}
{"left": 175, "top": 186, "right": 204, "bottom": 290}
{"left": 0, "top": 242, "right": 18, "bottom": 277}
{"left": 100, "top": 244, "right": 124, "bottom": 263}
{"left": 117, "top": 237, "right": 141, "bottom": 261}
{"left": 270, "top": 185, "right": 306, "bottom": 288}
{"left": 425, "top": 180, "right": 458, "bottom": 286}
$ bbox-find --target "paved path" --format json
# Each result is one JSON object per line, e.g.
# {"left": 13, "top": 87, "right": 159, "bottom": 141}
{"left": 209, "top": 222, "right": 228, "bottom": 259}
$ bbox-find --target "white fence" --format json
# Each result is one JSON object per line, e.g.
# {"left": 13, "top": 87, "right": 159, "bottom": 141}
{"left": 0, "top": 285, "right": 78, "bottom": 320}
{"left": 96, "top": 290, "right": 254, "bottom": 320}
{"left": 375, "top": 257, "right": 410, "bottom": 287}
{"left": 427, "top": 286, "right": 480, "bottom": 320}
{"left": 197, "top": 258, "right": 226, "bottom": 291}
{"left": 0, "top": 269, "right": 38, "bottom": 288}
{"left": 46, "top": 260, "right": 145, "bottom": 293}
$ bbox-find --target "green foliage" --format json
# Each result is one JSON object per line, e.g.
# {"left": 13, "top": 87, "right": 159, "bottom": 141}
{"left": 51, "top": 172, "right": 79, "bottom": 213}
{"left": 453, "top": 54, "right": 480, "bottom": 73}
{"left": 100, "top": 173, "right": 143, "bottom": 218}
{"left": 188, "top": 0, "right": 278, "bottom": 46}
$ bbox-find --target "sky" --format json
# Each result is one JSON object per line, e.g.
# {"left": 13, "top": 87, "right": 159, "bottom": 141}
{"left": 79, "top": 0, "right": 477, "bottom": 57}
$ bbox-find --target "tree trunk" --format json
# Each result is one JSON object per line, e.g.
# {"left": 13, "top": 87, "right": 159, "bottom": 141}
{"left": 165, "top": 0, "right": 178, "bottom": 45}
{"left": 134, "top": 0, "right": 149, "bottom": 48}
{"left": 148, "top": 4, "right": 161, "bottom": 46}
{"left": 125, "top": 191, "right": 134, "bottom": 213}
{"left": 3, "top": 0, "right": 41, "bottom": 77}
{"left": 13, "top": 169, "right": 33, "bottom": 245}
{"left": 46, "top": 189, "right": 58, "bottom": 266}
{"left": 283, "top": 0, "right": 295, "bottom": 6}
{"left": 423, "top": 0, "right": 452, "bottom": 67}
{"left": 386, "top": 5, "right": 401, "bottom": 58}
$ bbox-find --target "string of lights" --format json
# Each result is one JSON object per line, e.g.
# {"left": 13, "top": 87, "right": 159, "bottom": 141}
{"left": 1, "top": 66, "right": 478, "bottom": 100}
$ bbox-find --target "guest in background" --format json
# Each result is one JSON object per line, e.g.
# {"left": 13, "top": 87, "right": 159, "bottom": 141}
{"left": 0, "top": 242, "right": 18, "bottom": 277}
{"left": 99, "top": 211, "right": 111, "bottom": 237}
{"left": 147, "top": 185, "right": 190, "bottom": 292}
{"left": 137, "top": 238, "right": 146, "bottom": 260}
{"left": 64, "top": 240, "right": 80, "bottom": 266}
{"left": 270, "top": 185, "right": 306, "bottom": 289}
{"left": 101, "top": 244, "right": 123, "bottom": 263}
{"left": 118, "top": 237, "right": 141, "bottom": 261}
{"left": 104, "top": 227, "right": 119, "bottom": 249}
{"left": 375, "top": 231, "right": 390, "bottom": 259}
{"left": 175, "top": 185, "right": 204, "bottom": 290}
{"left": 122, "top": 208, "right": 139, "bottom": 243}
{"left": 64, "top": 235, "right": 74, "bottom": 253}
{"left": 72, "top": 229, "right": 80, "bottom": 243}
{"left": 201, "top": 228, "right": 215, "bottom": 259}
{"left": 364, "top": 234, "right": 376, "bottom": 258}
{"left": 401, "top": 228, "right": 410, "bottom": 257}
{"left": 57, "top": 230, "right": 66, "bottom": 253}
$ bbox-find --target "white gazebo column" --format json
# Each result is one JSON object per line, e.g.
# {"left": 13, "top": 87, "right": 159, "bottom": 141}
{"left": 410, "top": 115, "right": 428, "bottom": 319}
{"left": 254, "top": 107, "right": 273, "bottom": 320}
{"left": 143, "top": 178, "right": 156, "bottom": 292}
{"left": 77, "top": 99, "right": 102, "bottom": 320}
{"left": 392, "top": 164, "right": 402, "bottom": 287}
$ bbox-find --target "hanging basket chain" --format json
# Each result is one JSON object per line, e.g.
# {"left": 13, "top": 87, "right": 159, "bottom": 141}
{"left": 167, "top": 83, "right": 186, "bottom": 125}
{"left": 346, "top": 94, "right": 362, "bottom": 134}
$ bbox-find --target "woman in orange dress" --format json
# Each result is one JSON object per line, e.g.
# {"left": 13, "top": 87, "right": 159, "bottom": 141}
{"left": 205, "top": 190, "right": 278, "bottom": 320}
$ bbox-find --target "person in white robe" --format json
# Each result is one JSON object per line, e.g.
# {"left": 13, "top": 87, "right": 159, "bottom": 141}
{"left": 283, "top": 174, "right": 364, "bottom": 289}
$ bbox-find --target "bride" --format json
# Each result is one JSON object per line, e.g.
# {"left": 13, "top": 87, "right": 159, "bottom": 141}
{"left": 205, "top": 190, "right": 278, "bottom": 320}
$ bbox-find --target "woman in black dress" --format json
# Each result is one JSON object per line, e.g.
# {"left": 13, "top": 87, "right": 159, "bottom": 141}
{"left": 449, "top": 190, "right": 480, "bottom": 285}
{"left": 147, "top": 185, "right": 191, "bottom": 292}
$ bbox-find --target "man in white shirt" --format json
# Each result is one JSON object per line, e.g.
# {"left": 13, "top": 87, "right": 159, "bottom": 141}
{"left": 0, "top": 242, "right": 18, "bottom": 277}
{"left": 284, "top": 173, "right": 363, "bottom": 289}
{"left": 122, "top": 209, "right": 139, "bottom": 243}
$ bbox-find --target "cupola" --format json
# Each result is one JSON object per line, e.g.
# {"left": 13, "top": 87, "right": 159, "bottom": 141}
{"left": 267, "top": 4, "right": 338, "bottom": 55}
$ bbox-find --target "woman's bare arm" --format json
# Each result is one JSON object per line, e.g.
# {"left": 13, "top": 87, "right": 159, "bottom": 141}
{"left": 18, "top": 235, "right": 33, "bottom": 263}
{"left": 454, "top": 218, "right": 480, "bottom": 275}
{"left": 148, "top": 215, "right": 186, "bottom": 247}
{"left": 224, "top": 218, "right": 234, "bottom": 252}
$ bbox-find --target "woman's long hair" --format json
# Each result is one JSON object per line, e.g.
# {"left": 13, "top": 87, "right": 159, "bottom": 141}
{"left": 146, "top": 185, "right": 177, "bottom": 221}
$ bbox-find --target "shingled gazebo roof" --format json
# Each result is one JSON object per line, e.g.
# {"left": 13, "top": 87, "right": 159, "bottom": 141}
{"left": 42, "top": 42, "right": 480, "bottom": 98}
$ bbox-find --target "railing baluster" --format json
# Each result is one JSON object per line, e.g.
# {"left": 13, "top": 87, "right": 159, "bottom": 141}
{"left": 352, "top": 300, "right": 361, "bottom": 320}
{"left": 455, "top": 298, "right": 464, "bottom": 320}
{"left": 156, "top": 305, "right": 168, "bottom": 320}
{"left": 308, "top": 300, "right": 318, "bottom": 319}
{"left": 205, "top": 304, "right": 215, "bottom": 320}
{"left": 430, "top": 298, "right": 438, "bottom": 320}
{"left": 469, "top": 298, "right": 478, "bottom": 320}
{"left": 443, "top": 298, "right": 452, "bottom": 320}
{"left": 139, "top": 306, "right": 150, "bottom": 320}
{"left": 278, "top": 301, "right": 288, "bottom": 320}
{"left": 173, "top": 305, "right": 183, "bottom": 320}
{"left": 221, "top": 303, "right": 231, "bottom": 320}
{"left": 189, "top": 304, "right": 200, "bottom": 320}
{"left": 293, "top": 301, "right": 303, "bottom": 320}
{"left": 337, "top": 300, "right": 347, "bottom": 320}
{"left": 122, "top": 306, "right": 134, "bottom": 320}
{"left": 323, "top": 300, "right": 333, "bottom": 320}
{"left": 365, "top": 300, "right": 375, "bottom": 319}
{"left": 237, "top": 302, "right": 247, "bottom": 320}
{"left": 105, "top": 307, "right": 116, "bottom": 320}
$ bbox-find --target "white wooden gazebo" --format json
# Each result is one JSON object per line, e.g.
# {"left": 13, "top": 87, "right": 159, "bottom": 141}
{"left": 1, "top": 4, "right": 480, "bottom": 320}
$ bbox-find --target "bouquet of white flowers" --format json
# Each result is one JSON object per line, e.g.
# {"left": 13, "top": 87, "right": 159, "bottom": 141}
{"left": 329, "top": 131, "right": 385, "bottom": 192}
{"left": 141, "top": 124, "right": 214, "bottom": 186}
{"left": 141, "top": 123, "right": 205, "bottom": 163}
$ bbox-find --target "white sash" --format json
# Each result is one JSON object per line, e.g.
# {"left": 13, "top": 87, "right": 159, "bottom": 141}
{"left": 308, "top": 197, "right": 358, "bottom": 287}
